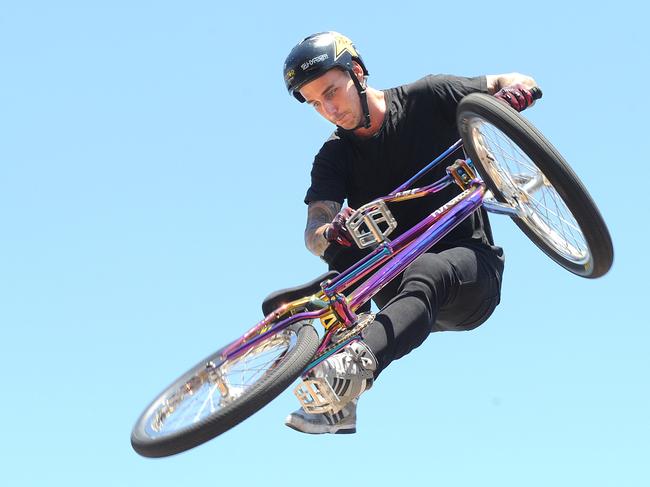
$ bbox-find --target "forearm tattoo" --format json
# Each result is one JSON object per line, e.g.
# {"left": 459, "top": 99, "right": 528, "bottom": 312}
{"left": 304, "top": 200, "right": 341, "bottom": 256}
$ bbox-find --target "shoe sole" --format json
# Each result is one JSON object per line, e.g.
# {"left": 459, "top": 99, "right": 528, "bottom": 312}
{"left": 285, "top": 423, "right": 356, "bottom": 435}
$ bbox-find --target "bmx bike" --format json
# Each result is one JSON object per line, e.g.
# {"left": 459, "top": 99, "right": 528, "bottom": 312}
{"left": 131, "top": 90, "right": 613, "bottom": 457}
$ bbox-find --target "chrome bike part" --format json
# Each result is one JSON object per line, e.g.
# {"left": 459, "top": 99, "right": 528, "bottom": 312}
{"left": 293, "top": 377, "right": 341, "bottom": 414}
{"left": 132, "top": 322, "right": 319, "bottom": 457}
{"left": 347, "top": 200, "right": 397, "bottom": 249}
{"left": 330, "top": 312, "right": 375, "bottom": 346}
{"left": 481, "top": 192, "right": 521, "bottom": 216}
{"left": 468, "top": 121, "right": 590, "bottom": 266}
{"left": 145, "top": 329, "right": 299, "bottom": 437}
{"left": 294, "top": 313, "right": 376, "bottom": 413}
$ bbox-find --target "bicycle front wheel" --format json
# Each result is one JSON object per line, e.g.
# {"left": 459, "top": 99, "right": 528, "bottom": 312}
{"left": 457, "top": 93, "right": 613, "bottom": 278}
{"left": 131, "top": 321, "right": 319, "bottom": 457}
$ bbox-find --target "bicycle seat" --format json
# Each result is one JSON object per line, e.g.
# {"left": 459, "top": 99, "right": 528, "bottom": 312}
{"left": 261, "top": 270, "right": 339, "bottom": 316}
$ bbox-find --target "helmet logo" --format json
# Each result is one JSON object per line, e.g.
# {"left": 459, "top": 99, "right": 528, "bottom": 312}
{"left": 300, "top": 53, "right": 329, "bottom": 71}
{"left": 285, "top": 68, "right": 295, "bottom": 81}
{"left": 333, "top": 33, "right": 358, "bottom": 61}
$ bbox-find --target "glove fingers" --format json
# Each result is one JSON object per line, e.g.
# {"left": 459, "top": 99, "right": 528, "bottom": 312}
{"left": 495, "top": 84, "right": 536, "bottom": 112}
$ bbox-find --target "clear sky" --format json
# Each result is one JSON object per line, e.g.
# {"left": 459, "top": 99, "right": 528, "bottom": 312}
{"left": 2, "top": 1, "right": 648, "bottom": 486}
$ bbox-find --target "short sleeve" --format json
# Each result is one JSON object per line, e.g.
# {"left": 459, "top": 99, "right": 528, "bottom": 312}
{"left": 425, "top": 74, "right": 488, "bottom": 124}
{"left": 304, "top": 135, "right": 349, "bottom": 205}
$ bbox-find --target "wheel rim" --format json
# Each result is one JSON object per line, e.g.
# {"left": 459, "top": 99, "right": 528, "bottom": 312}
{"left": 144, "top": 329, "right": 298, "bottom": 437}
{"left": 468, "top": 117, "right": 590, "bottom": 266}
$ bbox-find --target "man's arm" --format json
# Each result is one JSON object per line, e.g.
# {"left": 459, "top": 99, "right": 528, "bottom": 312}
{"left": 304, "top": 200, "right": 342, "bottom": 257}
{"left": 486, "top": 73, "right": 537, "bottom": 94}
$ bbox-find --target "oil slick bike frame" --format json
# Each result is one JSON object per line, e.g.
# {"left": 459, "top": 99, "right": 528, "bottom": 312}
{"left": 131, "top": 91, "right": 613, "bottom": 457}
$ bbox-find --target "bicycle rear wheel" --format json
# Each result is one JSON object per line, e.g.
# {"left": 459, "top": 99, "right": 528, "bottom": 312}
{"left": 131, "top": 321, "right": 319, "bottom": 457}
{"left": 457, "top": 93, "right": 613, "bottom": 278}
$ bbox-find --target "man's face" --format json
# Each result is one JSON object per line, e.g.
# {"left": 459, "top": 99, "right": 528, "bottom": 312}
{"left": 299, "top": 68, "right": 362, "bottom": 130}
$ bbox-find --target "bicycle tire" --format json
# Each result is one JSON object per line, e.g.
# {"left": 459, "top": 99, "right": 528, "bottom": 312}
{"left": 457, "top": 93, "right": 613, "bottom": 278}
{"left": 131, "top": 321, "right": 319, "bottom": 457}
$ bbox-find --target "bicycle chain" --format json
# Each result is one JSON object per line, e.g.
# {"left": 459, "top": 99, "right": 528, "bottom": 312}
{"left": 318, "top": 312, "right": 376, "bottom": 357}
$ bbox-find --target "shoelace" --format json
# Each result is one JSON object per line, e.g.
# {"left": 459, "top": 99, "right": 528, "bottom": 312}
{"left": 343, "top": 345, "right": 374, "bottom": 370}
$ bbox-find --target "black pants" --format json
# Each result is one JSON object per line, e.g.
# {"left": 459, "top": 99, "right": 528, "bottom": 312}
{"left": 326, "top": 243, "right": 504, "bottom": 376}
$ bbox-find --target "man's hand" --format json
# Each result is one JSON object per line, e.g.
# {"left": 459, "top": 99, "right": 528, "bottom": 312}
{"left": 324, "top": 207, "right": 356, "bottom": 247}
{"left": 494, "top": 83, "right": 535, "bottom": 112}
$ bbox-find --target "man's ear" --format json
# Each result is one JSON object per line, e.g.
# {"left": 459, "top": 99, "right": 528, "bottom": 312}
{"left": 351, "top": 61, "right": 365, "bottom": 82}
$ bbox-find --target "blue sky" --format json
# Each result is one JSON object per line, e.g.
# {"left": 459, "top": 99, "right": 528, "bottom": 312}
{"left": 1, "top": 1, "right": 648, "bottom": 486}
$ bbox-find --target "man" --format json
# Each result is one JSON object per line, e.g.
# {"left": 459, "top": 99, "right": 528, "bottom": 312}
{"left": 282, "top": 31, "right": 537, "bottom": 434}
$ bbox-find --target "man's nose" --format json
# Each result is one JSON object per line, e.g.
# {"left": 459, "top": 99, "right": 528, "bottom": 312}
{"left": 323, "top": 100, "right": 337, "bottom": 117}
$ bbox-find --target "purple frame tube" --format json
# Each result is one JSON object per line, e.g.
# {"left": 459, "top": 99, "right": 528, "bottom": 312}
{"left": 322, "top": 182, "right": 485, "bottom": 311}
{"left": 220, "top": 184, "right": 484, "bottom": 365}
{"left": 219, "top": 140, "right": 480, "bottom": 367}
{"left": 348, "top": 183, "right": 485, "bottom": 310}
{"left": 323, "top": 175, "right": 456, "bottom": 297}
{"left": 220, "top": 309, "right": 324, "bottom": 364}
{"left": 384, "top": 175, "right": 454, "bottom": 202}
{"left": 390, "top": 139, "right": 463, "bottom": 195}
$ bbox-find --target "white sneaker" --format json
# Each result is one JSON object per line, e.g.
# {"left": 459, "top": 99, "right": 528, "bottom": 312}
{"left": 285, "top": 340, "right": 377, "bottom": 434}
{"left": 285, "top": 399, "right": 358, "bottom": 434}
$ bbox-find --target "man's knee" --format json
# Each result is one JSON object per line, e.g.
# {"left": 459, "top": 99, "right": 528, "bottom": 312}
{"left": 434, "top": 293, "right": 500, "bottom": 332}
{"left": 399, "top": 253, "right": 457, "bottom": 307}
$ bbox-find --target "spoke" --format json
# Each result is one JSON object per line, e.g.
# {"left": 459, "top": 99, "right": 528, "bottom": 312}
{"left": 546, "top": 189, "right": 579, "bottom": 251}
{"left": 471, "top": 119, "right": 590, "bottom": 263}
{"left": 231, "top": 347, "right": 287, "bottom": 365}
{"left": 526, "top": 189, "right": 584, "bottom": 251}
{"left": 149, "top": 331, "right": 296, "bottom": 435}
{"left": 227, "top": 353, "right": 287, "bottom": 376}
{"left": 526, "top": 192, "right": 580, "bottom": 233}
{"left": 193, "top": 383, "right": 219, "bottom": 423}
{"left": 545, "top": 185, "right": 570, "bottom": 240}
{"left": 209, "top": 387, "right": 218, "bottom": 413}
{"left": 481, "top": 126, "right": 538, "bottom": 175}
{"left": 528, "top": 192, "right": 584, "bottom": 248}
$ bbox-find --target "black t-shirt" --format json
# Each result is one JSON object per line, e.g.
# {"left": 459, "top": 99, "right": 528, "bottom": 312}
{"left": 304, "top": 74, "right": 498, "bottom": 268}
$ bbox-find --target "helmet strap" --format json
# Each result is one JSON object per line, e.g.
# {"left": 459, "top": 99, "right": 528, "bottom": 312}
{"left": 351, "top": 72, "right": 371, "bottom": 129}
{"left": 338, "top": 69, "right": 371, "bottom": 131}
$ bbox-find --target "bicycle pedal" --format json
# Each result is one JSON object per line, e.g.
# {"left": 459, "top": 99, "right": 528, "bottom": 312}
{"left": 347, "top": 200, "right": 397, "bottom": 249}
{"left": 293, "top": 378, "right": 341, "bottom": 414}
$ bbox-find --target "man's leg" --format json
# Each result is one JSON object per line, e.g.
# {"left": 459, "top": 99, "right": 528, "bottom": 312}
{"left": 363, "top": 245, "right": 504, "bottom": 375}
{"left": 285, "top": 245, "right": 503, "bottom": 433}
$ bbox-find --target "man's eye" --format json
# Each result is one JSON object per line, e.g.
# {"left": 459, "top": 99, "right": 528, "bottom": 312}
{"left": 325, "top": 89, "right": 336, "bottom": 99}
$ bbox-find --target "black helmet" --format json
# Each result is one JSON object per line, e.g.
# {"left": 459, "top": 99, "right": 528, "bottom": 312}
{"left": 283, "top": 31, "right": 368, "bottom": 103}
{"left": 283, "top": 32, "right": 371, "bottom": 129}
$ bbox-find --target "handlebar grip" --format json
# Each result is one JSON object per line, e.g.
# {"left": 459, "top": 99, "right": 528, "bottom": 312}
{"left": 531, "top": 86, "right": 543, "bottom": 100}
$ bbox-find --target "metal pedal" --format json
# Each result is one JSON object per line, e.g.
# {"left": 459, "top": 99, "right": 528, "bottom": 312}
{"left": 346, "top": 200, "right": 397, "bottom": 249}
{"left": 293, "top": 377, "right": 342, "bottom": 414}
